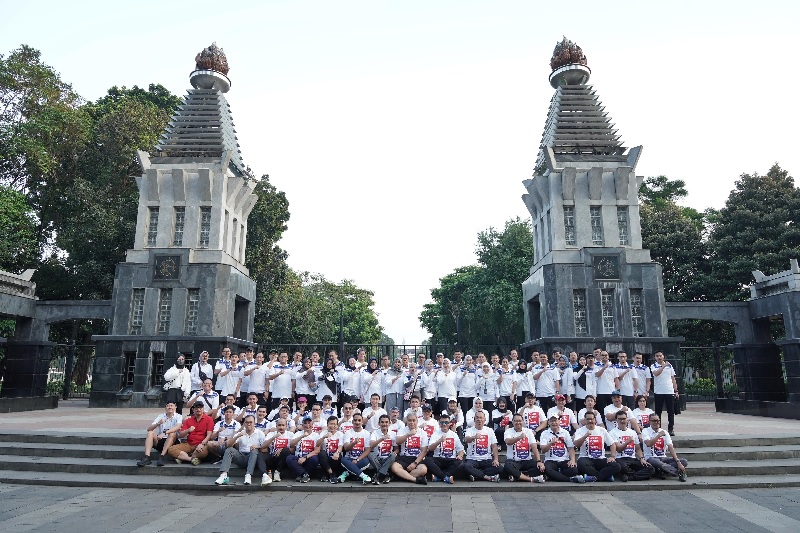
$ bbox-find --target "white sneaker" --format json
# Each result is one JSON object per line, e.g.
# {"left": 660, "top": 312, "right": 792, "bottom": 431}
{"left": 244, "top": 474, "right": 252, "bottom": 485}
{"left": 532, "top": 475, "right": 545, "bottom": 484}
{"left": 273, "top": 471, "right": 281, "bottom": 482}
{"left": 214, "top": 474, "right": 229, "bottom": 485}
{"left": 261, "top": 473, "right": 272, "bottom": 486}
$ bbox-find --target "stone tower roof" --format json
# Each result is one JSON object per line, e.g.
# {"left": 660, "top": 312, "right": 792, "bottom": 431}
{"left": 153, "top": 44, "right": 248, "bottom": 177}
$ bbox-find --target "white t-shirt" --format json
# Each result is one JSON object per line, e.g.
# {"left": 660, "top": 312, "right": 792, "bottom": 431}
{"left": 503, "top": 427, "right": 537, "bottom": 462}
{"left": 294, "top": 431, "right": 319, "bottom": 457}
{"left": 632, "top": 407, "right": 655, "bottom": 429}
{"left": 343, "top": 428, "right": 371, "bottom": 460}
{"left": 465, "top": 426, "right": 496, "bottom": 460}
{"left": 418, "top": 417, "right": 438, "bottom": 440}
{"left": 430, "top": 429, "right": 463, "bottom": 459}
{"left": 397, "top": 427, "right": 429, "bottom": 458}
{"left": 651, "top": 363, "right": 676, "bottom": 394}
{"left": 465, "top": 408, "right": 490, "bottom": 428}
{"left": 609, "top": 427, "right": 640, "bottom": 459}
{"left": 634, "top": 364, "right": 652, "bottom": 395}
{"left": 578, "top": 407, "right": 603, "bottom": 426}
{"left": 269, "top": 365, "right": 294, "bottom": 397}
{"left": 614, "top": 364, "right": 637, "bottom": 396}
{"left": 322, "top": 430, "right": 344, "bottom": 457}
{"left": 293, "top": 367, "right": 320, "bottom": 396}
{"left": 476, "top": 370, "right": 497, "bottom": 401}
{"left": 641, "top": 427, "right": 674, "bottom": 458}
{"left": 361, "top": 406, "right": 387, "bottom": 432}
{"left": 533, "top": 365, "right": 558, "bottom": 396}
{"left": 603, "top": 403, "right": 629, "bottom": 431}
{"left": 594, "top": 362, "right": 618, "bottom": 395}
{"left": 490, "top": 409, "right": 513, "bottom": 431}
{"left": 369, "top": 430, "right": 396, "bottom": 459}
{"left": 458, "top": 367, "right": 479, "bottom": 397}
{"left": 236, "top": 429, "right": 267, "bottom": 453}
{"left": 546, "top": 406, "right": 577, "bottom": 431}
{"left": 574, "top": 426, "right": 614, "bottom": 459}
{"left": 496, "top": 369, "right": 515, "bottom": 397}
{"left": 519, "top": 405, "right": 546, "bottom": 431}
{"left": 435, "top": 371, "right": 458, "bottom": 398}
{"left": 213, "top": 419, "right": 241, "bottom": 442}
{"left": 152, "top": 413, "right": 182, "bottom": 436}
{"left": 266, "top": 430, "right": 294, "bottom": 454}
{"left": 388, "top": 419, "right": 405, "bottom": 436}
{"left": 338, "top": 417, "right": 355, "bottom": 435}
{"left": 246, "top": 364, "right": 268, "bottom": 394}
{"left": 539, "top": 427, "right": 574, "bottom": 462}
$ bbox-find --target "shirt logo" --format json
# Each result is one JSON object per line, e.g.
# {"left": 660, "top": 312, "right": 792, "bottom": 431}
{"left": 476, "top": 433, "right": 489, "bottom": 456}
{"left": 587, "top": 435, "right": 603, "bottom": 458}
{"left": 515, "top": 436, "right": 530, "bottom": 460}
{"left": 406, "top": 435, "right": 421, "bottom": 456}
{"left": 440, "top": 438, "right": 455, "bottom": 458}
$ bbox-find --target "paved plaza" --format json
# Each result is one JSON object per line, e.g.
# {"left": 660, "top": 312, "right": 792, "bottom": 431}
{"left": 1, "top": 484, "right": 800, "bottom": 533}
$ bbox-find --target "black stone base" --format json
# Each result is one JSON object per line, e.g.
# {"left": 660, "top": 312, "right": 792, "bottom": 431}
{"left": 716, "top": 398, "right": 800, "bottom": 420}
{"left": 0, "top": 341, "right": 54, "bottom": 398}
{"left": 0, "top": 395, "right": 59, "bottom": 413}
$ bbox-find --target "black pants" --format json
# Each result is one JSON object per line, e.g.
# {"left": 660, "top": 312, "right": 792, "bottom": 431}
{"left": 503, "top": 459, "right": 541, "bottom": 480}
{"left": 577, "top": 457, "right": 621, "bottom": 481}
{"left": 261, "top": 448, "right": 290, "bottom": 473}
{"left": 537, "top": 396, "right": 555, "bottom": 413}
{"left": 318, "top": 453, "right": 343, "bottom": 477}
{"left": 463, "top": 459, "right": 502, "bottom": 479}
{"left": 459, "top": 396, "right": 475, "bottom": 417}
{"left": 424, "top": 457, "right": 463, "bottom": 479}
{"left": 622, "top": 395, "right": 635, "bottom": 409}
{"left": 595, "top": 393, "right": 613, "bottom": 417}
{"left": 618, "top": 457, "right": 655, "bottom": 480}
{"left": 654, "top": 394, "right": 675, "bottom": 431}
{"left": 543, "top": 460, "right": 580, "bottom": 482}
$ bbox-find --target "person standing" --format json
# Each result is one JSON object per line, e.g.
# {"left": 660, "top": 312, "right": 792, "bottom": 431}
{"left": 651, "top": 351, "right": 679, "bottom": 435}
{"left": 163, "top": 355, "right": 191, "bottom": 414}
{"left": 190, "top": 351, "right": 213, "bottom": 395}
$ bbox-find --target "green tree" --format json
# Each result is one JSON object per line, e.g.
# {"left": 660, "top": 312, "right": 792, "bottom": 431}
{"left": 420, "top": 217, "right": 533, "bottom": 350}
{"left": 0, "top": 185, "right": 38, "bottom": 272}
{"left": 707, "top": 164, "right": 800, "bottom": 301}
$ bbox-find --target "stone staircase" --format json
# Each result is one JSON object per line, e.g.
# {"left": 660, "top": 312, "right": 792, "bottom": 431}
{"left": 1, "top": 431, "right": 800, "bottom": 492}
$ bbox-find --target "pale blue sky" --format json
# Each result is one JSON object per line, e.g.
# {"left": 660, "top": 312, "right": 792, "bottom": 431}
{"left": 3, "top": 1, "right": 798, "bottom": 344}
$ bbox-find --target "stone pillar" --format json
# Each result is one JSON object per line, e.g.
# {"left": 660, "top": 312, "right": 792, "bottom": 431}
{"left": 0, "top": 341, "right": 54, "bottom": 397}
{"left": 730, "top": 343, "right": 787, "bottom": 401}
{"left": 777, "top": 340, "right": 800, "bottom": 403}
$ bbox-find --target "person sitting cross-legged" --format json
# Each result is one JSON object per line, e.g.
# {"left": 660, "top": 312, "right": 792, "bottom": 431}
{"left": 368, "top": 414, "right": 397, "bottom": 484}
{"left": 167, "top": 401, "right": 214, "bottom": 465}
{"left": 214, "top": 415, "right": 267, "bottom": 486}
{"left": 286, "top": 416, "right": 321, "bottom": 483}
{"left": 503, "top": 413, "right": 545, "bottom": 483}
{"left": 609, "top": 411, "right": 654, "bottom": 481}
{"left": 137, "top": 401, "right": 182, "bottom": 467}
{"left": 642, "top": 415, "right": 688, "bottom": 481}
{"left": 390, "top": 413, "right": 429, "bottom": 485}
{"left": 423, "top": 413, "right": 465, "bottom": 485}
{"left": 463, "top": 411, "right": 503, "bottom": 482}
{"left": 539, "top": 415, "right": 583, "bottom": 483}
{"left": 574, "top": 411, "right": 621, "bottom": 482}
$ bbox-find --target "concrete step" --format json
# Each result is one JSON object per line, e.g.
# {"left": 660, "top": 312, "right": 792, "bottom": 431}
{"left": 0, "top": 431, "right": 140, "bottom": 447}
{"left": 671, "top": 435, "right": 800, "bottom": 448}
{"left": 0, "top": 441, "right": 142, "bottom": 460}
{"left": 679, "top": 445, "right": 800, "bottom": 462}
{"left": 2, "top": 469, "right": 800, "bottom": 492}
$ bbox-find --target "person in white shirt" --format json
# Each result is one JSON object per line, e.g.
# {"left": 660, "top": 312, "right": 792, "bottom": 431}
{"left": 294, "top": 357, "right": 321, "bottom": 407}
{"left": 421, "top": 359, "right": 438, "bottom": 411}
{"left": 269, "top": 352, "right": 295, "bottom": 410}
{"left": 651, "top": 351, "right": 679, "bottom": 435}
{"left": 517, "top": 393, "right": 547, "bottom": 434}
{"left": 495, "top": 358, "right": 516, "bottom": 410}
{"left": 633, "top": 353, "right": 653, "bottom": 401}
{"left": 338, "top": 357, "right": 362, "bottom": 407}
{"left": 189, "top": 351, "right": 213, "bottom": 394}
{"left": 317, "top": 416, "right": 345, "bottom": 483}
{"left": 403, "top": 396, "right": 424, "bottom": 422}
{"left": 573, "top": 354, "right": 596, "bottom": 411}
{"left": 387, "top": 406, "right": 406, "bottom": 437}
{"left": 218, "top": 355, "right": 242, "bottom": 402}
{"left": 578, "top": 395, "right": 603, "bottom": 427}
{"left": 238, "top": 393, "right": 260, "bottom": 423}
{"left": 163, "top": 355, "right": 191, "bottom": 414}
{"left": 603, "top": 391, "right": 640, "bottom": 432}
{"left": 457, "top": 355, "right": 479, "bottom": 416}
{"left": 503, "top": 413, "right": 545, "bottom": 483}
{"left": 594, "top": 351, "right": 618, "bottom": 415}
{"left": 555, "top": 355, "right": 575, "bottom": 409}
{"left": 546, "top": 394, "right": 579, "bottom": 434}
{"left": 435, "top": 359, "right": 458, "bottom": 415}
{"left": 463, "top": 411, "right": 502, "bottom": 482}
{"left": 641, "top": 414, "right": 688, "bottom": 481}
{"left": 237, "top": 348, "right": 256, "bottom": 407}
{"left": 339, "top": 413, "right": 373, "bottom": 484}
{"left": 423, "top": 413, "right": 465, "bottom": 484}
{"left": 185, "top": 378, "right": 220, "bottom": 419}
{"left": 532, "top": 353, "right": 560, "bottom": 413}
{"left": 476, "top": 363, "right": 497, "bottom": 413}
{"left": 261, "top": 418, "right": 293, "bottom": 482}
{"left": 213, "top": 347, "right": 232, "bottom": 393}
{"left": 362, "top": 393, "right": 388, "bottom": 432}
{"left": 574, "top": 411, "right": 621, "bottom": 482}
{"left": 317, "top": 359, "right": 339, "bottom": 410}
{"left": 539, "top": 415, "right": 583, "bottom": 483}
{"left": 391, "top": 413, "right": 429, "bottom": 485}
{"left": 206, "top": 405, "right": 241, "bottom": 459}
{"left": 215, "top": 394, "right": 242, "bottom": 422}
{"left": 614, "top": 352, "right": 639, "bottom": 409}
{"left": 214, "top": 415, "right": 267, "bottom": 486}
{"left": 609, "top": 410, "right": 654, "bottom": 481}
{"left": 243, "top": 352, "right": 270, "bottom": 406}
{"left": 514, "top": 360, "right": 533, "bottom": 410}
{"left": 383, "top": 358, "right": 406, "bottom": 414}
{"left": 465, "top": 397, "right": 490, "bottom": 429}
{"left": 632, "top": 395, "right": 656, "bottom": 430}
{"left": 402, "top": 365, "right": 425, "bottom": 414}
{"left": 368, "top": 414, "right": 396, "bottom": 484}
{"left": 361, "top": 359, "right": 384, "bottom": 406}
{"left": 286, "top": 417, "right": 321, "bottom": 482}
{"left": 338, "top": 402, "right": 356, "bottom": 434}
{"left": 254, "top": 405, "right": 270, "bottom": 432}
{"left": 137, "top": 401, "right": 182, "bottom": 467}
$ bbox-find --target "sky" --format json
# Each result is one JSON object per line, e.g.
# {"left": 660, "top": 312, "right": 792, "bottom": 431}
{"left": 2, "top": 1, "right": 799, "bottom": 344}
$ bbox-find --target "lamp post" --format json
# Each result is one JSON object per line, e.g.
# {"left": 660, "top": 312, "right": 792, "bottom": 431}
{"left": 338, "top": 301, "right": 344, "bottom": 360}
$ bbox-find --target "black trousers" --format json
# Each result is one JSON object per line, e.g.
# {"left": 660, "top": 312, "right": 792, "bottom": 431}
{"left": 318, "top": 453, "right": 344, "bottom": 477}
{"left": 654, "top": 394, "right": 676, "bottom": 431}
{"left": 463, "top": 459, "right": 502, "bottom": 479}
{"left": 424, "top": 456, "right": 463, "bottom": 479}
{"left": 618, "top": 457, "right": 655, "bottom": 480}
{"left": 577, "top": 457, "right": 621, "bottom": 481}
{"left": 543, "top": 460, "right": 580, "bottom": 482}
{"left": 503, "top": 459, "right": 542, "bottom": 480}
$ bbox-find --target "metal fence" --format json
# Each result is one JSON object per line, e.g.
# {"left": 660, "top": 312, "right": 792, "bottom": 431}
{"left": 253, "top": 344, "right": 520, "bottom": 361}
{"left": 680, "top": 344, "right": 738, "bottom": 401}
{"left": 47, "top": 344, "right": 95, "bottom": 399}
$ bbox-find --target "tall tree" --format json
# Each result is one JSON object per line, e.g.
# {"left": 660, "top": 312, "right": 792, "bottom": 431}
{"left": 707, "top": 164, "right": 800, "bottom": 301}
{"left": 0, "top": 185, "right": 38, "bottom": 273}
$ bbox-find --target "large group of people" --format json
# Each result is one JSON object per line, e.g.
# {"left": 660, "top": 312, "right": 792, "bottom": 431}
{"left": 139, "top": 347, "right": 686, "bottom": 486}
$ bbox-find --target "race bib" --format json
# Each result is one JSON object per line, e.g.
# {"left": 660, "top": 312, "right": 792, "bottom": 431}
{"left": 326, "top": 438, "right": 339, "bottom": 456}
{"left": 526, "top": 412, "right": 540, "bottom": 429}
{"left": 406, "top": 435, "right": 421, "bottom": 456}
{"left": 550, "top": 437, "right": 566, "bottom": 458}
{"left": 515, "top": 437, "right": 530, "bottom": 460}
{"left": 476, "top": 433, "right": 489, "bottom": 456}
{"left": 440, "top": 438, "right": 455, "bottom": 458}
{"left": 300, "top": 438, "right": 314, "bottom": 454}
{"left": 653, "top": 437, "right": 666, "bottom": 456}
{"left": 587, "top": 435, "right": 604, "bottom": 459}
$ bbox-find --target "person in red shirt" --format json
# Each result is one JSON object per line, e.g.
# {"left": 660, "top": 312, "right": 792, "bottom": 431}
{"left": 167, "top": 401, "right": 215, "bottom": 464}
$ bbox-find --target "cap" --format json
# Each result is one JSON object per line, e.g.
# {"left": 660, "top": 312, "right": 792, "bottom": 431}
{"left": 192, "top": 401, "right": 204, "bottom": 409}
{"left": 297, "top": 396, "right": 308, "bottom": 403}
{"left": 390, "top": 406, "right": 400, "bottom": 412}
{"left": 611, "top": 390, "right": 622, "bottom": 396}
{"left": 302, "top": 416, "right": 313, "bottom": 423}
{"left": 422, "top": 404, "right": 433, "bottom": 412}
{"left": 555, "top": 394, "right": 566, "bottom": 400}
{"left": 447, "top": 397, "right": 457, "bottom": 403}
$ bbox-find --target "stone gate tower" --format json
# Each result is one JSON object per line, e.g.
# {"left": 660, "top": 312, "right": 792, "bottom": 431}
{"left": 520, "top": 38, "right": 681, "bottom": 359}
{"left": 90, "top": 44, "right": 258, "bottom": 407}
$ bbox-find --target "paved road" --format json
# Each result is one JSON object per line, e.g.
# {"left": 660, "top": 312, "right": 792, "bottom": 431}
{"left": 1, "top": 484, "right": 799, "bottom": 533}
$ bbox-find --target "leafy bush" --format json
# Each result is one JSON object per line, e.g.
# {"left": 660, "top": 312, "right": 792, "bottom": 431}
{"left": 685, "top": 378, "right": 715, "bottom": 395}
